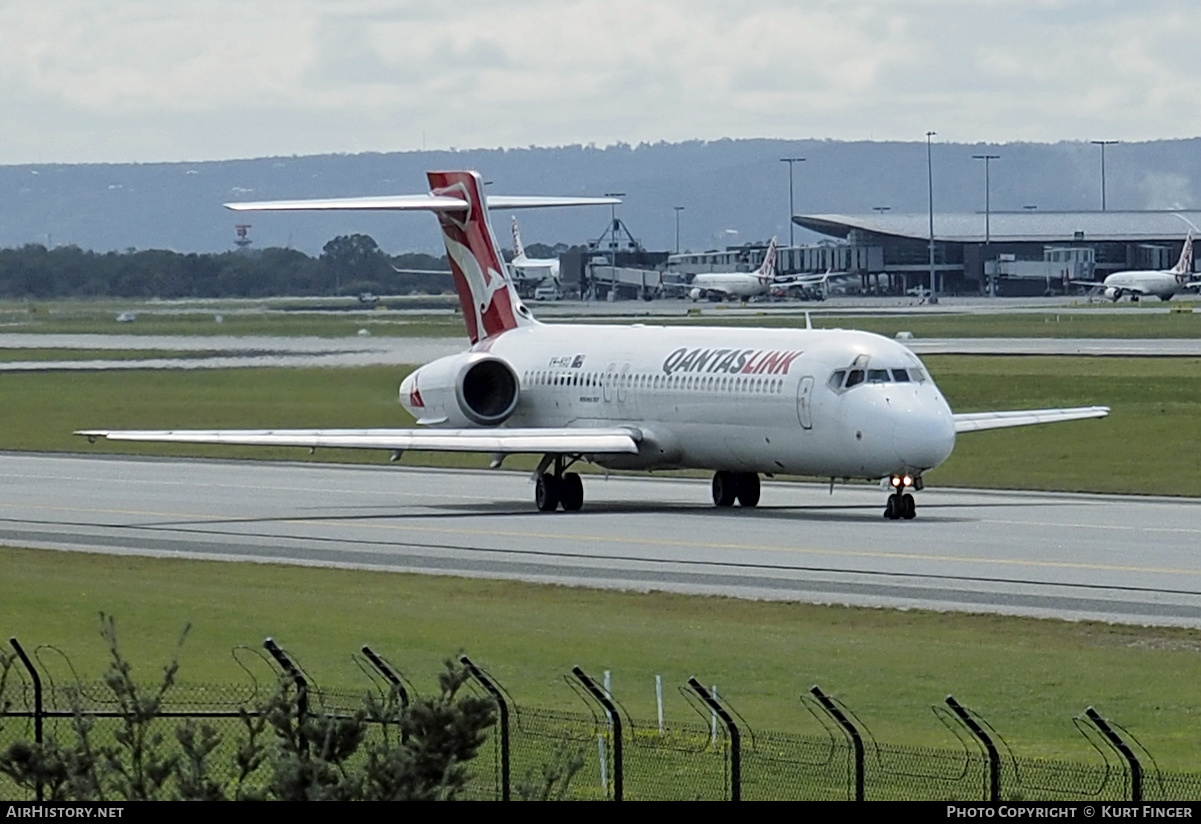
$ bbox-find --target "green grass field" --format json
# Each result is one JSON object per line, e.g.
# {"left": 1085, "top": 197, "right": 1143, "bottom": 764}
{"left": 4, "top": 546, "right": 1201, "bottom": 768}
{"left": 4, "top": 353, "right": 1201, "bottom": 773}
{"left": 2, "top": 356, "right": 1198, "bottom": 493}
{"left": 670, "top": 306, "right": 1201, "bottom": 339}
{"left": 3, "top": 298, "right": 1201, "bottom": 339}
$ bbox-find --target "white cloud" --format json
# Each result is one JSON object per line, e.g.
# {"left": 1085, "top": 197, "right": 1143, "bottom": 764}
{"left": 0, "top": 0, "right": 1196, "bottom": 163}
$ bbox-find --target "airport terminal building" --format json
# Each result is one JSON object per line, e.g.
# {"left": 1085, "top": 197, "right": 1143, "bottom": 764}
{"left": 790, "top": 210, "right": 1201, "bottom": 296}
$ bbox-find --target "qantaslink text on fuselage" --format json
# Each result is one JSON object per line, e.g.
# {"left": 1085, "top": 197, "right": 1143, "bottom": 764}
{"left": 660, "top": 347, "right": 803, "bottom": 376}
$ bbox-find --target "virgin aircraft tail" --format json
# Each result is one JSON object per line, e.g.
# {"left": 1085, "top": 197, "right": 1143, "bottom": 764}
{"left": 1172, "top": 232, "right": 1194, "bottom": 281}
{"left": 511, "top": 216, "right": 528, "bottom": 262}
{"left": 756, "top": 237, "right": 778, "bottom": 282}
{"left": 225, "top": 171, "right": 617, "bottom": 344}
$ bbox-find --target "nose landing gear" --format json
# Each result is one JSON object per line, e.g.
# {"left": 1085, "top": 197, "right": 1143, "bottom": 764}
{"left": 884, "top": 473, "right": 920, "bottom": 520}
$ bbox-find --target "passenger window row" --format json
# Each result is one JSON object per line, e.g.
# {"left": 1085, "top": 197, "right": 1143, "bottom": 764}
{"left": 522, "top": 370, "right": 787, "bottom": 396}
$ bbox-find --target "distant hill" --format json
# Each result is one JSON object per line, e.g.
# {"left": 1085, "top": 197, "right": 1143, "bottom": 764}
{"left": 2, "top": 138, "right": 1199, "bottom": 256}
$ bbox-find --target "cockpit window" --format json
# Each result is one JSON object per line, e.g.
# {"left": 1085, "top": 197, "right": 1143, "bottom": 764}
{"left": 831, "top": 363, "right": 928, "bottom": 391}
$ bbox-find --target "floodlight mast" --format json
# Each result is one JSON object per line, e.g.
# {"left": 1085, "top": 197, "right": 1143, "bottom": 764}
{"left": 926, "top": 132, "right": 937, "bottom": 301}
{"left": 780, "top": 157, "right": 805, "bottom": 248}
{"left": 1091, "top": 140, "right": 1118, "bottom": 211}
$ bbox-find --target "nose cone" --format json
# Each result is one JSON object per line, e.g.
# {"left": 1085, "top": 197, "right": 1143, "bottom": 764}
{"left": 891, "top": 404, "right": 956, "bottom": 470}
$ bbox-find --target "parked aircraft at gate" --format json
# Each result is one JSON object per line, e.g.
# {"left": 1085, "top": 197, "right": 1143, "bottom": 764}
{"left": 689, "top": 238, "right": 778, "bottom": 302}
{"left": 79, "top": 172, "right": 1109, "bottom": 520}
{"left": 509, "top": 216, "right": 561, "bottom": 288}
{"left": 1079, "top": 232, "right": 1198, "bottom": 301}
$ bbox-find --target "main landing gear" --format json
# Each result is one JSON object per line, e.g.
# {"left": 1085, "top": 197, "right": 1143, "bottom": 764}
{"left": 884, "top": 473, "right": 919, "bottom": 520}
{"left": 711, "top": 471, "right": 760, "bottom": 508}
{"left": 534, "top": 454, "right": 584, "bottom": 512}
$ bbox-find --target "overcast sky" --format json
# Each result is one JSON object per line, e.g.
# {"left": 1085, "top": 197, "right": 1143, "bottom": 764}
{"left": 1, "top": 1, "right": 1195, "bottom": 165}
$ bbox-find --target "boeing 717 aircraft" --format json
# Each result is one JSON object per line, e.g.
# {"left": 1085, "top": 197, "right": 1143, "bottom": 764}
{"left": 79, "top": 171, "right": 1109, "bottom": 520}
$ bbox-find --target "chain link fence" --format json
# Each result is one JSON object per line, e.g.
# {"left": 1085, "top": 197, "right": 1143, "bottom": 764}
{"left": 5, "top": 642, "right": 1201, "bottom": 801}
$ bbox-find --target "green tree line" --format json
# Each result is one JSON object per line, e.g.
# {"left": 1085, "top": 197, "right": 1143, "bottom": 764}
{"left": 0, "top": 234, "right": 454, "bottom": 299}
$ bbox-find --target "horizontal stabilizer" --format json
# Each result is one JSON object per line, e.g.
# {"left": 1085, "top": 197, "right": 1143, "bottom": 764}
{"left": 76, "top": 427, "right": 641, "bottom": 455}
{"left": 953, "top": 406, "right": 1109, "bottom": 433}
{"left": 225, "top": 195, "right": 620, "bottom": 212}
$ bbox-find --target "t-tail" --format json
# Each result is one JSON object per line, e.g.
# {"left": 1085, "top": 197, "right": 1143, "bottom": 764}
{"left": 224, "top": 170, "right": 617, "bottom": 346}
{"left": 427, "top": 171, "right": 531, "bottom": 343}
{"left": 1172, "top": 231, "right": 1194, "bottom": 282}
{"left": 756, "top": 237, "right": 778, "bottom": 283}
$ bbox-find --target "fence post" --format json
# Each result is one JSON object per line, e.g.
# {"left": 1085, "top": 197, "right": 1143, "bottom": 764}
{"left": 8, "top": 638, "right": 42, "bottom": 802}
{"left": 687, "top": 677, "right": 741, "bottom": 801}
{"left": 461, "top": 655, "right": 510, "bottom": 801}
{"left": 263, "top": 637, "right": 308, "bottom": 755}
{"left": 810, "top": 685, "right": 864, "bottom": 801}
{"left": 945, "top": 695, "right": 1000, "bottom": 802}
{"left": 360, "top": 645, "right": 410, "bottom": 707}
{"left": 1084, "top": 707, "right": 1142, "bottom": 802}
{"left": 572, "top": 665, "right": 622, "bottom": 801}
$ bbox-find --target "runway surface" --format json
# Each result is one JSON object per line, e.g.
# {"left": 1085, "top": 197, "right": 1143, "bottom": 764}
{"left": 4, "top": 453, "right": 1201, "bottom": 627}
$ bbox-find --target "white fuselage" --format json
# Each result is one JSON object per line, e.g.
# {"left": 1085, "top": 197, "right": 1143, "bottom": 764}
{"left": 690, "top": 272, "right": 768, "bottom": 301}
{"left": 511, "top": 257, "right": 560, "bottom": 285}
{"left": 400, "top": 324, "right": 957, "bottom": 479}
{"left": 1102, "top": 270, "right": 1188, "bottom": 300}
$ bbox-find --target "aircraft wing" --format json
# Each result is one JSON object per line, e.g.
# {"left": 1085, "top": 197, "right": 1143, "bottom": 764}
{"left": 952, "top": 406, "right": 1109, "bottom": 434}
{"left": 75, "top": 427, "right": 641, "bottom": 454}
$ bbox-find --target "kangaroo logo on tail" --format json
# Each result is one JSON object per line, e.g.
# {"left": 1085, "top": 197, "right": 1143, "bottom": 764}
{"left": 427, "top": 171, "right": 532, "bottom": 344}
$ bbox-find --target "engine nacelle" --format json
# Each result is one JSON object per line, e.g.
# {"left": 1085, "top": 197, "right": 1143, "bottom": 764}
{"left": 1104, "top": 286, "right": 1120, "bottom": 301}
{"left": 399, "top": 352, "right": 520, "bottom": 427}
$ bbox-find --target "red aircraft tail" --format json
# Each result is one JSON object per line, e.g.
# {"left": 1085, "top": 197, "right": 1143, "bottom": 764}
{"left": 427, "top": 171, "right": 532, "bottom": 344}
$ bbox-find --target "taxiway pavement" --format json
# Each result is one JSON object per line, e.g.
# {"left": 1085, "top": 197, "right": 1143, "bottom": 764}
{"left": 4, "top": 453, "right": 1200, "bottom": 627}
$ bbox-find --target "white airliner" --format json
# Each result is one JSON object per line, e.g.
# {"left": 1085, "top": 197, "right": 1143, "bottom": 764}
{"left": 510, "top": 216, "right": 561, "bottom": 288}
{"left": 689, "top": 238, "right": 778, "bottom": 302}
{"left": 78, "top": 171, "right": 1109, "bottom": 520}
{"left": 1081, "top": 232, "right": 1197, "bottom": 301}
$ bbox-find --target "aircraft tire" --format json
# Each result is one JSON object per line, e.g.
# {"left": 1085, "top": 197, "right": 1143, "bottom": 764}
{"left": 535, "top": 473, "right": 560, "bottom": 512}
{"left": 560, "top": 473, "right": 584, "bottom": 511}
{"left": 884, "top": 493, "right": 900, "bottom": 520}
{"left": 712, "top": 471, "right": 738, "bottom": 507}
{"left": 736, "top": 472, "right": 761, "bottom": 507}
{"left": 901, "top": 493, "right": 916, "bottom": 520}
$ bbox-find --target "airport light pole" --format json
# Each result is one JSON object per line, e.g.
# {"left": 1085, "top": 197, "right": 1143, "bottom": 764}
{"left": 1091, "top": 140, "right": 1118, "bottom": 211}
{"left": 972, "top": 154, "right": 999, "bottom": 244}
{"left": 780, "top": 157, "right": 805, "bottom": 248}
{"left": 674, "top": 206, "right": 684, "bottom": 254}
{"left": 926, "top": 132, "right": 937, "bottom": 300}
